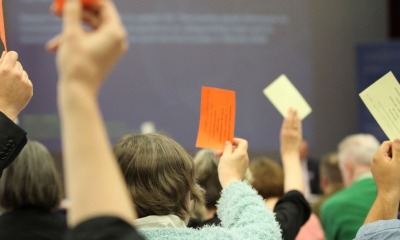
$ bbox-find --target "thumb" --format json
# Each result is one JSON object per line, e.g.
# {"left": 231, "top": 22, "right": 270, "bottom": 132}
{"left": 63, "top": 0, "right": 83, "bottom": 34}
{"left": 222, "top": 141, "right": 233, "bottom": 157}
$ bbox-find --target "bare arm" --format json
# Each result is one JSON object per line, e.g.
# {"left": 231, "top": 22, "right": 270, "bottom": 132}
{"left": 280, "top": 109, "right": 304, "bottom": 193}
{"left": 49, "top": 0, "right": 136, "bottom": 227}
{"left": 364, "top": 140, "right": 400, "bottom": 224}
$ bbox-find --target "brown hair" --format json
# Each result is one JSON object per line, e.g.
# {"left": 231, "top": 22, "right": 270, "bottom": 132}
{"left": 250, "top": 157, "right": 284, "bottom": 199}
{"left": 320, "top": 152, "right": 343, "bottom": 185}
{"left": 0, "top": 140, "right": 63, "bottom": 211}
{"left": 113, "top": 133, "right": 204, "bottom": 220}
{"left": 193, "top": 149, "right": 221, "bottom": 209}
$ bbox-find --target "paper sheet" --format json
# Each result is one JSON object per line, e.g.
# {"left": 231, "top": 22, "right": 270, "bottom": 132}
{"left": 263, "top": 74, "right": 312, "bottom": 120}
{"left": 0, "top": 0, "right": 7, "bottom": 51}
{"left": 196, "top": 86, "right": 235, "bottom": 149}
{"left": 359, "top": 71, "right": 400, "bottom": 140}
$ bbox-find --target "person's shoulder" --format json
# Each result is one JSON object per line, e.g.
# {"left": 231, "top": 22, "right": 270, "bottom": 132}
{"left": 355, "top": 220, "right": 400, "bottom": 240}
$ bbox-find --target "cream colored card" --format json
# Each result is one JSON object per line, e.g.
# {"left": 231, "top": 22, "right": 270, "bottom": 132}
{"left": 263, "top": 74, "right": 312, "bottom": 120}
{"left": 359, "top": 71, "right": 400, "bottom": 140}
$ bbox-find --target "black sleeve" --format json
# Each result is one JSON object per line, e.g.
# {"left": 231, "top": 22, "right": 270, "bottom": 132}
{"left": 0, "top": 111, "right": 27, "bottom": 177}
{"left": 273, "top": 190, "right": 311, "bottom": 240}
{"left": 67, "top": 216, "right": 144, "bottom": 240}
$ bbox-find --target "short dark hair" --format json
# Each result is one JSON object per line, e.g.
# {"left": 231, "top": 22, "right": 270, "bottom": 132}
{"left": 114, "top": 133, "right": 204, "bottom": 220}
{"left": 0, "top": 140, "right": 63, "bottom": 211}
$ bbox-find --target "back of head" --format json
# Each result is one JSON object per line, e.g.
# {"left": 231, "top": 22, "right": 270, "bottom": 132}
{"left": 114, "top": 133, "right": 204, "bottom": 220}
{"left": 338, "top": 133, "right": 379, "bottom": 166}
{"left": 0, "top": 140, "right": 63, "bottom": 211}
{"left": 193, "top": 149, "right": 221, "bottom": 209}
{"left": 320, "top": 152, "right": 343, "bottom": 185}
{"left": 249, "top": 157, "right": 284, "bottom": 199}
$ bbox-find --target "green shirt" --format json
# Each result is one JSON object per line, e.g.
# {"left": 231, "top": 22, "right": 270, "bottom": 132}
{"left": 321, "top": 174, "right": 377, "bottom": 240}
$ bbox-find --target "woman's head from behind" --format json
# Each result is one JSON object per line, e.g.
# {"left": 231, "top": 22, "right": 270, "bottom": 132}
{"left": 0, "top": 140, "right": 63, "bottom": 211}
{"left": 114, "top": 133, "right": 204, "bottom": 220}
{"left": 250, "top": 157, "right": 284, "bottom": 199}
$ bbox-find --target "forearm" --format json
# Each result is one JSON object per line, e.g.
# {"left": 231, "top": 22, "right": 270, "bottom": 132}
{"left": 59, "top": 80, "right": 136, "bottom": 227}
{"left": 364, "top": 192, "right": 399, "bottom": 224}
{"left": 281, "top": 152, "right": 305, "bottom": 194}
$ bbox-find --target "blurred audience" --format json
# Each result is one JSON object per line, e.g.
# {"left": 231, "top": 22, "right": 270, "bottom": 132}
{"left": 320, "top": 134, "right": 379, "bottom": 240}
{"left": 114, "top": 133, "right": 282, "bottom": 239}
{"left": 0, "top": 140, "right": 67, "bottom": 239}
{"left": 312, "top": 152, "right": 344, "bottom": 218}
{"left": 250, "top": 157, "right": 324, "bottom": 240}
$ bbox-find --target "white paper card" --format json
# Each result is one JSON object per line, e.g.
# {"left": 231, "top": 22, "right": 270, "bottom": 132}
{"left": 263, "top": 74, "right": 312, "bottom": 120}
{"left": 359, "top": 71, "right": 400, "bottom": 140}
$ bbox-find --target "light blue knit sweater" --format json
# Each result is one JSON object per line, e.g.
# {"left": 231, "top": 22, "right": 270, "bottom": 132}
{"left": 137, "top": 181, "right": 282, "bottom": 239}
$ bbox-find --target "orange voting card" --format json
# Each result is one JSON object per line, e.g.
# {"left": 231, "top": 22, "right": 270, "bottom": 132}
{"left": 53, "top": 0, "right": 99, "bottom": 16}
{"left": 0, "top": 0, "right": 6, "bottom": 51}
{"left": 196, "top": 86, "right": 236, "bottom": 150}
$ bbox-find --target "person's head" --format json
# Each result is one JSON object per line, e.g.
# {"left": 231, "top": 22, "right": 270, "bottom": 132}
{"left": 319, "top": 152, "right": 343, "bottom": 195}
{"left": 337, "top": 133, "right": 379, "bottom": 186}
{"left": 249, "top": 157, "right": 284, "bottom": 199}
{"left": 0, "top": 140, "right": 63, "bottom": 211}
{"left": 113, "top": 133, "right": 204, "bottom": 221}
{"left": 193, "top": 149, "right": 221, "bottom": 210}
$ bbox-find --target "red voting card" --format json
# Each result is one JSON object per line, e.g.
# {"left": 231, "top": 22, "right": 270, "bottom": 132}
{"left": 196, "top": 86, "right": 236, "bottom": 150}
{"left": 0, "top": 0, "right": 6, "bottom": 51}
{"left": 54, "top": 0, "right": 99, "bottom": 16}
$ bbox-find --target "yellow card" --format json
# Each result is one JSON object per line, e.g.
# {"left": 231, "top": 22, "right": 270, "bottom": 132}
{"left": 263, "top": 74, "right": 312, "bottom": 120}
{"left": 359, "top": 71, "right": 400, "bottom": 140}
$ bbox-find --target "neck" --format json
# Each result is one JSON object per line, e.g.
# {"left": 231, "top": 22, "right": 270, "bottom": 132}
{"left": 352, "top": 166, "right": 371, "bottom": 181}
{"left": 204, "top": 207, "right": 217, "bottom": 221}
{"left": 265, "top": 197, "right": 279, "bottom": 209}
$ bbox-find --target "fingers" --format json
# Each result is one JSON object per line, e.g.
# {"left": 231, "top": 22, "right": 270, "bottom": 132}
{"left": 392, "top": 139, "right": 400, "bottom": 161}
{"left": 100, "top": 0, "right": 123, "bottom": 27}
{"left": 46, "top": 35, "right": 62, "bottom": 52}
{"left": 63, "top": 0, "right": 83, "bottom": 34}
{"left": 222, "top": 141, "right": 233, "bottom": 156}
{"left": 232, "top": 138, "right": 248, "bottom": 151}
{"left": 1, "top": 51, "right": 18, "bottom": 68}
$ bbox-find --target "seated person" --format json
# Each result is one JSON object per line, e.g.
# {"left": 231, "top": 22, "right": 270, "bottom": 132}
{"left": 355, "top": 139, "right": 400, "bottom": 240}
{"left": 312, "top": 152, "right": 344, "bottom": 218}
{"left": 320, "top": 134, "right": 379, "bottom": 240}
{"left": 250, "top": 157, "right": 324, "bottom": 240}
{"left": 187, "top": 149, "right": 253, "bottom": 228}
{"left": 0, "top": 140, "right": 67, "bottom": 239}
{"left": 113, "top": 134, "right": 282, "bottom": 239}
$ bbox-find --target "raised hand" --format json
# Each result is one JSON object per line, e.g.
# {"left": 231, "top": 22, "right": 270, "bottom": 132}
{"left": 218, "top": 138, "right": 249, "bottom": 188}
{"left": 0, "top": 51, "right": 33, "bottom": 121}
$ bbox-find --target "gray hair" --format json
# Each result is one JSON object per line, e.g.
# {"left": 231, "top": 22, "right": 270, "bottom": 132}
{"left": 338, "top": 134, "right": 380, "bottom": 166}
